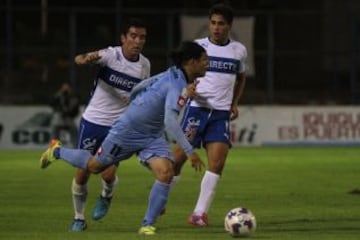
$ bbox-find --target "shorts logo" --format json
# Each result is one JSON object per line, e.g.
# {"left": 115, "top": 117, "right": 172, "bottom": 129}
{"left": 185, "top": 117, "right": 200, "bottom": 141}
{"left": 82, "top": 138, "right": 97, "bottom": 151}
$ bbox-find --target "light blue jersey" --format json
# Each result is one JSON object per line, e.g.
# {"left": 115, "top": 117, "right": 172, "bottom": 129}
{"left": 96, "top": 66, "right": 194, "bottom": 166}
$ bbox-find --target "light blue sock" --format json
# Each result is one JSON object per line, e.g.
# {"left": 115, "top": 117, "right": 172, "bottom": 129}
{"left": 58, "top": 147, "right": 92, "bottom": 169}
{"left": 142, "top": 180, "right": 170, "bottom": 226}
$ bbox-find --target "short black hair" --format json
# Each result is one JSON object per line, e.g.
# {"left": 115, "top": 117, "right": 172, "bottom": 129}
{"left": 120, "top": 18, "right": 147, "bottom": 36}
{"left": 209, "top": 3, "right": 234, "bottom": 25}
{"left": 170, "top": 41, "right": 206, "bottom": 67}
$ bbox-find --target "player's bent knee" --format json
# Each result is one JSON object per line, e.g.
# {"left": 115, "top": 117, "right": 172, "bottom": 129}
{"left": 155, "top": 168, "right": 174, "bottom": 183}
{"left": 87, "top": 158, "right": 107, "bottom": 174}
{"left": 208, "top": 163, "right": 225, "bottom": 175}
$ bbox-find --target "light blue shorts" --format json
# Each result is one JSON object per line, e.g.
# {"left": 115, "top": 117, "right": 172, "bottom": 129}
{"left": 94, "top": 120, "right": 173, "bottom": 168}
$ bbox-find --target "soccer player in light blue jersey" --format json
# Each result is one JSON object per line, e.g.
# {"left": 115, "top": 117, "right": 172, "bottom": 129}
{"left": 171, "top": 3, "right": 248, "bottom": 227}
{"left": 69, "top": 18, "right": 150, "bottom": 231}
{"left": 39, "top": 41, "right": 208, "bottom": 235}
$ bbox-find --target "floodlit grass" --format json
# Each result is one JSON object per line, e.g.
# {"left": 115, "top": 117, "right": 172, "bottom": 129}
{"left": 0, "top": 147, "right": 360, "bottom": 239}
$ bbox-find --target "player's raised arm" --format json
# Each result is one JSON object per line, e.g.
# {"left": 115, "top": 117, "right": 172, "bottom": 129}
{"left": 74, "top": 50, "right": 101, "bottom": 65}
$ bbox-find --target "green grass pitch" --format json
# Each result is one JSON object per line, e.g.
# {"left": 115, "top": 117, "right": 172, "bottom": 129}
{"left": 0, "top": 147, "right": 360, "bottom": 240}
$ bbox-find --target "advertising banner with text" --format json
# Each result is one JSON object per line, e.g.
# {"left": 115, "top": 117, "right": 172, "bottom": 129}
{"left": 0, "top": 106, "right": 359, "bottom": 149}
{"left": 0, "top": 106, "right": 81, "bottom": 150}
{"left": 231, "top": 106, "right": 360, "bottom": 146}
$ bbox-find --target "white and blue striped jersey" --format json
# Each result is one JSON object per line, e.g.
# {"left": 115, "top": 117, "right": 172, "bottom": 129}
{"left": 82, "top": 46, "right": 150, "bottom": 126}
{"left": 192, "top": 37, "right": 247, "bottom": 110}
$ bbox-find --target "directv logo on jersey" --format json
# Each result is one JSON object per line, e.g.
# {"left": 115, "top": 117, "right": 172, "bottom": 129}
{"left": 207, "top": 56, "right": 240, "bottom": 74}
{"left": 109, "top": 74, "right": 137, "bottom": 89}
{"left": 209, "top": 61, "right": 237, "bottom": 71}
{"left": 98, "top": 66, "right": 141, "bottom": 91}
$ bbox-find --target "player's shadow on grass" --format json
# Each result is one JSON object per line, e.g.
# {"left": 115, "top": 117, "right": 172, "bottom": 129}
{"left": 348, "top": 188, "right": 360, "bottom": 195}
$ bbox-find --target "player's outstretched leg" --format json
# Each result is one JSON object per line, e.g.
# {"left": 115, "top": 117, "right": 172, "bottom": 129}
{"left": 40, "top": 139, "right": 62, "bottom": 169}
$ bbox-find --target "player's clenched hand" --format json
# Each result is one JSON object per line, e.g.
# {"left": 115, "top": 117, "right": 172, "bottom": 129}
{"left": 187, "top": 152, "right": 205, "bottom": 172}
{"left": 230, "top": 104, "right": 239, "bottom": 121}
{"left": 186, "top": 80, "right": 199, "bottom": 99}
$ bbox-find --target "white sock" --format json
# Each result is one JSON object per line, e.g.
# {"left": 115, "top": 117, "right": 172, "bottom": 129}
{"left": 169, "top": 175, "right": 180, "bottom": 188}
{"left": 71, "top": 178, "right": 88, "bottom": 220}
{"left": 101, "top": 175, "right": 119, "bottom": 198}
{"left": 193, "top": 170, "right": 220, "bottom": 215}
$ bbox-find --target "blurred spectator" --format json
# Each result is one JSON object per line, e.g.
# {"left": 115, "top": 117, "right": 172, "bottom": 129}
{"left": 50, "top": 83, "right": 80, "bottom": 147}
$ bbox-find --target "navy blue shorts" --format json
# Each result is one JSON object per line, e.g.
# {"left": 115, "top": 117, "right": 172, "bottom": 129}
{"left": 77, "top": 117, "right": 111, "bottom": 154}
{"left": 180, "top": 106, "right": 231, "bottom": 148}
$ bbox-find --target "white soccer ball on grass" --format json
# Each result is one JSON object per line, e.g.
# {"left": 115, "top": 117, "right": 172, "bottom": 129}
{"left": 224, "top": 207, "right": 256, "bottom": 238}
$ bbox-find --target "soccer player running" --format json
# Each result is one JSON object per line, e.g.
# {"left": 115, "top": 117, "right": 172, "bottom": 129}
{"left": 39, "top": 41, "right": 208, "bottom": 235}
{"left": 171, "top": 3, "right": 247, "bottom": 226}
{"left": 69, "top": 18, "right": 150, "bottom": 231}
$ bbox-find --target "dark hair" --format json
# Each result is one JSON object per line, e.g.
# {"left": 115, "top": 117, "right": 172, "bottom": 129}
{"left": 170, "top": 41, "right": 206, "bottom": 67}
{"left": 209, "top": 3, "right": 234, "bottom": 25}
{"left": 120, "top": 18, "right": 147, "bottom": 36}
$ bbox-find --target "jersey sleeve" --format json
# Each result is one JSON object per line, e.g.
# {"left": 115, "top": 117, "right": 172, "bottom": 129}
{"left": 163, "top": 84, "right": 193, "bottom": 155}
{"left": 164, "top": 108, "right": 193, "bottom": 155}
{"left": 97, "top": 46, "right": 116, "bottom": 66}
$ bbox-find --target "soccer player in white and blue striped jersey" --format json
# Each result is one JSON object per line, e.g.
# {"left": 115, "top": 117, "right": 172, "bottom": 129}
{"left": 172, "top": 3, "right": 248, "bottom": 227}
{"left": 39, "top": 41, "right": 208, "bottom": 235}
{"left": 70, "top": 18, "right": 150, "bottom": 231}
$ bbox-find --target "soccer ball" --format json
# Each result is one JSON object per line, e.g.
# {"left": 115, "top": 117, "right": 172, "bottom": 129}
{"left": 224, "top": 207, "right": 256, "bottom": 238}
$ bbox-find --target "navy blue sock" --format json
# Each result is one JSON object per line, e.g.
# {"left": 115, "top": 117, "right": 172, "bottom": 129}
{"left": 53, "top": 148, "right": 60, "bottom": 158}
